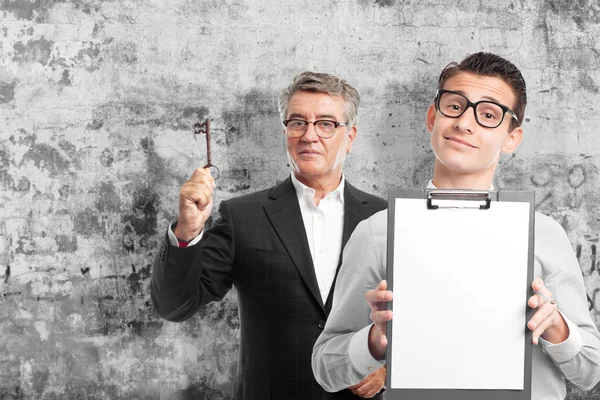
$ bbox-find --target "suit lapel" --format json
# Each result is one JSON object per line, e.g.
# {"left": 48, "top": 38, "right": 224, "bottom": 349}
{"left": 340, "top": 183, "right": 372, "bottom": 250}
{"left": 264, "top": 177, "right": 325, "bottom": 312}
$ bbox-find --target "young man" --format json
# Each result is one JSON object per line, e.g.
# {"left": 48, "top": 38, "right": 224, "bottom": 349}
{"left": 151, "top": 72, "right": 387, "bottom": 400}
{"left": 312, "top": 53, "right": 600, "bottom": 399}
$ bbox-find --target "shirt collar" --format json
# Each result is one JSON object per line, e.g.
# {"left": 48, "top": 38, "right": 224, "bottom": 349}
{"left": 427, "top": 179, "right": 494, "bottom": 191}
{"left": 291, "top": 173, "right": 345, "bottom": 204}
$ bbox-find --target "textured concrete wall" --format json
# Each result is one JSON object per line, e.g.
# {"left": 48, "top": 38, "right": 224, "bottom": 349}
{"left": 0, "top": 0, "right": 599, "bottom": 398}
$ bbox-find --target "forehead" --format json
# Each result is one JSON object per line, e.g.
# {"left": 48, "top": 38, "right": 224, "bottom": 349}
{"left": 442, "top": 72, "right": 517, "bottom": 109}
{"left": 286, "top": 90, "right": 346, "bottom": 118}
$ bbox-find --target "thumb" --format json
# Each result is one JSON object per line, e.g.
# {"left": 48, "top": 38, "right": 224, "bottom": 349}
{"left": 199, "top": 197, "right": 213, "bottom": 212}
{"left": 191, "top": 168, "right": 203, "bottom": 178}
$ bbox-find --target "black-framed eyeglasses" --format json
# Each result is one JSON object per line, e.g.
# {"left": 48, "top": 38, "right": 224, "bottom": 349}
{"left": 282, "top": 119, "right": 349, "bottom": 139}
{"left": 435, "top": 89, "right": 519, "bottom": 129}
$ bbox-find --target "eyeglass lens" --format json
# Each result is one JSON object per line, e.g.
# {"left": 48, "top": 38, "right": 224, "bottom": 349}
{"left": 286, "top": 120, "right": 337, "bottom": 138}
{"left": 438, "top": 92, "right": 505, "bottom": 128}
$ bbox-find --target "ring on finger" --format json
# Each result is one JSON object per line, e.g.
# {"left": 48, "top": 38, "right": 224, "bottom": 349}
{"left": 534, "top": 291, "right": 555, "bottom": 305}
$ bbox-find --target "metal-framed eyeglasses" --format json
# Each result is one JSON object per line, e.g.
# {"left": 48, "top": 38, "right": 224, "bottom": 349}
{"left": 435, "top": 89, "right": 519, "bottom": 129}
{"left": 282, "top": 119, "right": 349, "bottom": 139}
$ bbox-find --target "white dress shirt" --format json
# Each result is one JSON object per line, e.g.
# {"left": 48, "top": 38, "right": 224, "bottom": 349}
{"left": 290, "top": 173, "right": 345, "bottom": 304}
{"left": 168, "top": 173, "right": 346, "bottom": 304}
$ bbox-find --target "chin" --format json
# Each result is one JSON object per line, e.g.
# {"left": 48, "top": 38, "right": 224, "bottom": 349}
{"left": 296, "top": 169, "right": 326, "bottom": 178}
{"left": 434, "top": 152, "right": 477, "bottom": 174}
{"left": 294, "top": 161, "right": 324, "bottom": 174}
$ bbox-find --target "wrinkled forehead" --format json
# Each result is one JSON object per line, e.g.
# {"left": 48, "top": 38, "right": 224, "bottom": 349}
{"left": 286, "top": 90, "right": 348, "bottom": 119}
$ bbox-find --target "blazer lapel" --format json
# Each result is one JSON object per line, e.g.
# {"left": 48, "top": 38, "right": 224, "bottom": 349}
{"left": 341, "top": 182, "right": 374, "bottom": 250}
{"left": 263, "top": 177, "right": 325, "bottom": 312}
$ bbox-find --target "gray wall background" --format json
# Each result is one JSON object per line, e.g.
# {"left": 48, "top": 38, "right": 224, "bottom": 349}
{"left": 1, "top": 0, "right": 599, "bottom": 399}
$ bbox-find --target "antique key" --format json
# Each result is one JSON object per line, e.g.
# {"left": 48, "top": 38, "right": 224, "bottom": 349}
{"left": 193, "top": 119, "right": 220, "bottom": 179}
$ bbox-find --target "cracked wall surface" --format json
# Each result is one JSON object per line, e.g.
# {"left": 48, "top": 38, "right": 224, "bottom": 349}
{"left": 1, "top": 0, "right": 599, "bottom": 398}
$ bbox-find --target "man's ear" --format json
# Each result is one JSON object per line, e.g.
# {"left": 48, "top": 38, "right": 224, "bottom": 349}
{"left": 346, "top": 126, "right": 357, "bottom": 154}
{"left": 426, "top": 104, "right": 436, "bottom": 133}
{"left": 502, "top": 126, "right": 523, "bottom": 154}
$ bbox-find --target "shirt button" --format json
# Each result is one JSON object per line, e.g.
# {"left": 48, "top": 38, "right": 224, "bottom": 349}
{"left": 318, "top": 321, "right": 326, "bottom": 329}
{"left": 553, "top": 352, "right": 562, "bottom": 357}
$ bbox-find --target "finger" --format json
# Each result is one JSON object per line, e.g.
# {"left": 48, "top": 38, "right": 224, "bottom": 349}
{"left": 527, "top": 303, "right": 556, "bottom": 332}
{"left": 354, "top": 388, "right": 376, "bottom": 398}
{"left": 182, "top": 177, "right": 214, "bottom": 196}
{"left": 355, "top": 388, "right": 375, "bottom": 399}
{"left": 529, "top": 292, "right": 556, "bottom": 309}
{"left": 527, "top": 294, "right": 539, "bottom": 309}
{"left": 349, "top": 374, "right": 371, "bottom": 392}
{"left": 181, "top": 181, "right": 214, "bottom": 205}
{"left": 531, "top": 309, "right": 557, "bottom": 345}
{"left": 379, "top": 326, "right": 388, "bottom": 348}
{"left": 198, "top": 196, "right": 213, "bottom": 212}
{"left": 532, "top": 313, "right": 556, "bottom": 345}
{"left": 378, "top": 280, "right": 387, "bottom": 291}
{"left": 191, "top": 166, "right": 213, "bottom": 178}
{"left": 189, "top": 173, "right": 215, "bottom": 189}
{"left": 370, "top": 310, "right": 393, "bottom": 324}
{"left": 531, "top": 277, "right": 545, "bottom": 292}
{"left": 355, "top": 384, "right": 371, "bottom": 398}
{"left": 181, "top": 189, "right": 211, "bottom": 211}
{"left": 189, "top": 168, "right": 215, "bottom": 189}
{"left": 350, "top": 370, "right": 376, "bottom": 388}
{"left": 351, "top": 379, "right": 375, "bottom": 398}
{"left": 533, "top": 286, "right": 555, "bottom": 307}
{"left": 536, "top": 291, "right": 555, "bottom": 306}
{"left": 365, "top": 289, "right": 393, "bottom": 308}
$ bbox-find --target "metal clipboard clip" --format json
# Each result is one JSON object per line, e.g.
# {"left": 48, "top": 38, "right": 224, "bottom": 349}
{"left": 427, "top": 189, "right": 491, "bottom": 210}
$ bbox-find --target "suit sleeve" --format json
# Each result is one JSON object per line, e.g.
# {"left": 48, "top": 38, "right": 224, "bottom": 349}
{"left": 151, "top": 200, "right": 236, "bottom": 322}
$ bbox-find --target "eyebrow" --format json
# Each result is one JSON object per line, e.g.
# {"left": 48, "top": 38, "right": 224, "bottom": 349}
{"left": 287, "top": 113, "right": 340, "bottom": 121}
{"left": 315, "top": 113, "right": 339, "bottom": 120}
{"left": 451, "top": 90, "right": 505, "bottom": 106}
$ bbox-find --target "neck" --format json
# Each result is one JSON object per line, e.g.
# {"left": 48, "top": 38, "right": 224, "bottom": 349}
{"left": 294, "top": 171, "right": 343, "bottom": 205}
{"left": 432, "top": 161, "right": 495, "bottom": 190}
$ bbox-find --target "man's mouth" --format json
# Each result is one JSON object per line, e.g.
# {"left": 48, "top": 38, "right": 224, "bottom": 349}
{"left": 299, "top": 149, "right": 321, "bottom": 155}
{"left": 444, "top": 136, "right": 477, "bottom": 148}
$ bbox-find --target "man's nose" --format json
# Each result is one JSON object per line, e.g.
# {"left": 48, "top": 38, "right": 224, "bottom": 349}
{"left": 454, "top": 106, "right": 477, "bottom": 134}
{"left": 302, "top": 122, "right": 320, "bottom": 142}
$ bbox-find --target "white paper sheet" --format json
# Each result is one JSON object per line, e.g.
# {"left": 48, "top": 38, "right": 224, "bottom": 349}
{"left": 390, "top": 198, "right": 530, "bottom": 390}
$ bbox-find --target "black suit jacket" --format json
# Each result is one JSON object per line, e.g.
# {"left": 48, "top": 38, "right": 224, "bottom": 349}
{"left": 151, "top": 177, "right": 387, "bottom": 400}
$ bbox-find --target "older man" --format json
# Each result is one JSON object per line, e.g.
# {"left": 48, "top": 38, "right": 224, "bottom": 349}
{"left": 151, "top": 72, "right": 387, "bottom": 400}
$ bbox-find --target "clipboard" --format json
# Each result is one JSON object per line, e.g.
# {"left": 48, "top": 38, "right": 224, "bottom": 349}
{"left": 385, "top": 189, "right": 535, "bottom": 400}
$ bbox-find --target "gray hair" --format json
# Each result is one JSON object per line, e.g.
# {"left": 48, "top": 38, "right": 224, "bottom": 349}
{"left": 278, "top": 71, "right": 361, "bottom": 126}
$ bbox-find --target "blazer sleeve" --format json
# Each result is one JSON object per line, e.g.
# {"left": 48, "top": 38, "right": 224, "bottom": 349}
{"left": 151, "top": 200, "right": 236, "bottom": 322}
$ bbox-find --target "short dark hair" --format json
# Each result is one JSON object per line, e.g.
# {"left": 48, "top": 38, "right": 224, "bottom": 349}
{"left": 438, "top": 52, "right": 527, "bottom": 130}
